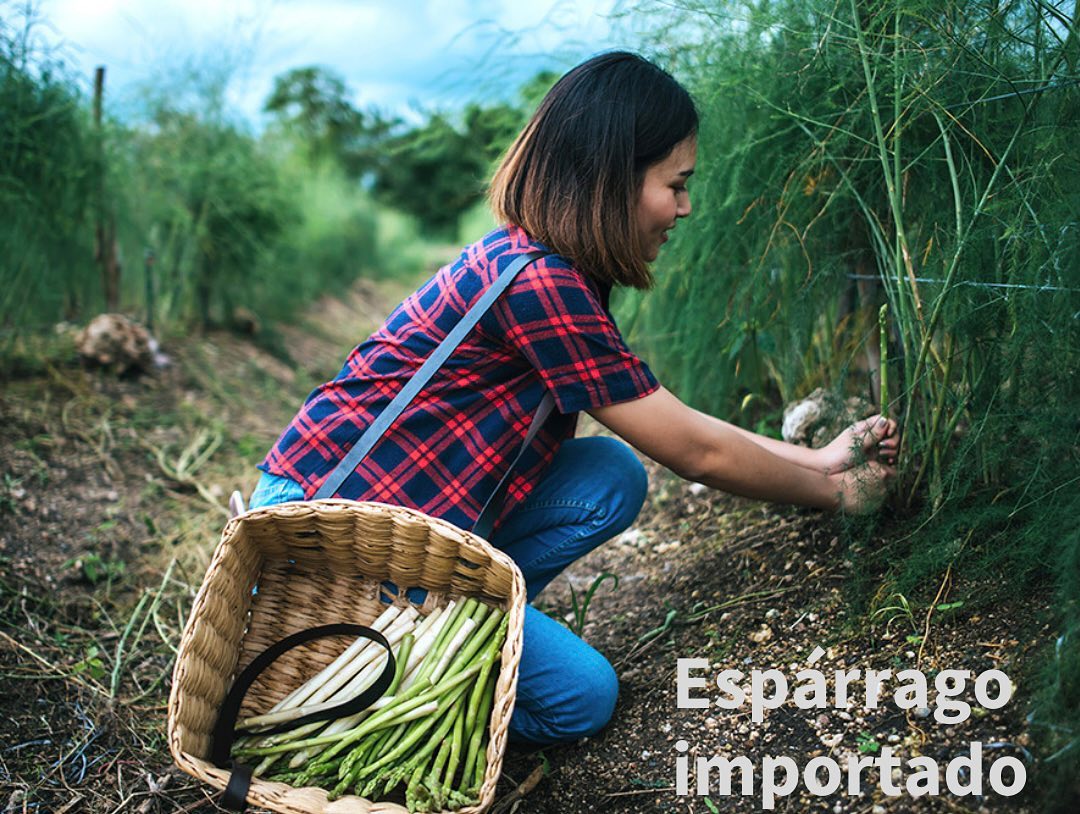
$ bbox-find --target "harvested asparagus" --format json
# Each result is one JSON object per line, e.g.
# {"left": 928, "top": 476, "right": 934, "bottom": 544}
{"left": 231, "top": 599, "right": 508, "bottom": 812}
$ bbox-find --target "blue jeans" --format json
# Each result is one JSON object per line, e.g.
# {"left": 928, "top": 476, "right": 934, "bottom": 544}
{"left": 249, "top": 435, "right": 647, "bottom": 745}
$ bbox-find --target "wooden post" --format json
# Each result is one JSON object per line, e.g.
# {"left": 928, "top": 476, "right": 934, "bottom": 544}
{"left": 93, "top": 66, "right": 121, "bottom": 311}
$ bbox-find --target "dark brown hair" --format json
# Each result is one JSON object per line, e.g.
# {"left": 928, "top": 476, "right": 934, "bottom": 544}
{"left": 489, "top": 51, "right": 698, "bottom": 290}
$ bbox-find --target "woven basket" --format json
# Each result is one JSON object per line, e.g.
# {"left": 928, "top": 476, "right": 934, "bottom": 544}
{"left": 167, "top": 499, "right": 526, "bottom": 814}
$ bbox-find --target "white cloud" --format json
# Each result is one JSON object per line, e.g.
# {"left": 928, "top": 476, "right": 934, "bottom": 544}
{"left": 35, "top": 0, "right": 629, "bottom": 123}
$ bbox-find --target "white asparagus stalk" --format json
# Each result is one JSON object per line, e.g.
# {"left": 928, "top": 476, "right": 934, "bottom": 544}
{"left": 240, "top": 621, "right": 412, "bottom": 731}
{"left": 282, "top": 604, "right": 416, "bottom": 703}
{"left": 268, "top": 604, "right": 402, "bottom": 713}
{"left": 239, "top": 607, "right": 419, "bottom": 731}
{"left": 251, "top": 605, "right": 443, "bottom": 750}
{"left": 429, "top": 617, "right": 476, "bottom": 684}
{"left": 283, "top": 606, "right": 447, "bottom": 767}
{"left": 398, "top": 601, "right": 459, "bottom": 690}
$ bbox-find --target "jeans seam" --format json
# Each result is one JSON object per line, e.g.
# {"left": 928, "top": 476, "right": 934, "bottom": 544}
{"left": 512, "top": 505, "right": 609, "bottom": 574}
{"left": 513, "top": 677, "right": 560, "bottom": 738}
{"left": 510, "top": 497, "right": 606, "bottom": 515}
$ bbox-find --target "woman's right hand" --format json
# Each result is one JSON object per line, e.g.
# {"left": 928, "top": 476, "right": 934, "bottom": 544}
{"left": 830, "top": 459, "right": 895, "bottom": 514}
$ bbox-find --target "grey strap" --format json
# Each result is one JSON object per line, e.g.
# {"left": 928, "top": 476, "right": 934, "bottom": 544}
{"left": 473, "top": 391, "right": 555, "bottom": 541}
{"left": 314, "top": 251, "right": 553, "bottom": 532}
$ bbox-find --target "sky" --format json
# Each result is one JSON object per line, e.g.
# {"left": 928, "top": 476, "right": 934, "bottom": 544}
{"left": 33, "top": 0, "right": 653, "bottom": 126}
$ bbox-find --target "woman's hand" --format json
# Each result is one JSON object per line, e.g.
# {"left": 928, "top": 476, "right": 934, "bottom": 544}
{"left": 817, "top": 415, "right": 898, "bottom": 475}
{"left": 830, "top": 459, "right": 896, "bottom": 514}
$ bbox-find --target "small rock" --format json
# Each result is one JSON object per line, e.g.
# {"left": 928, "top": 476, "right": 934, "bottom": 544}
{"left": 76, "top": 313, "right": 159, "bottom": 374}
{"left": 838, "top": 711, "right": 852, "bottom": 721}
{"left": 887, "top": 734, "right": 901, "bottom": 744}
{"left": 913, "top": 707, "right": 932, "bottom": 719}
{"left": 873, "top": 806, "right": 886, "bottom": 814}
{"left": 749, "top": 625, "right": 773, "bottom": 644}
{"left": 816, "top": 714, "right": 830, "bottom": 729}
{"left": 765, "top": 608, "right": 780, "bottom": 621}
{"left": 688, "top": 482, "right": 708, "bottom": 496}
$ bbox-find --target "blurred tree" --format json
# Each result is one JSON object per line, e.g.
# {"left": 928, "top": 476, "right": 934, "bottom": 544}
{"left": 374, "top": 102, "right": 523, "bottom": 237}
{"left": 264, "top": 65, "right": 399, "bottom": 181}
{"left": 262, "top": 66, "right": 555, "bottom": 237}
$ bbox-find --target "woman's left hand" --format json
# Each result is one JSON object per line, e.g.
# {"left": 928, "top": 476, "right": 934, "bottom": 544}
{"left": 817, "top": 415, "right": 898, "bottom": 475}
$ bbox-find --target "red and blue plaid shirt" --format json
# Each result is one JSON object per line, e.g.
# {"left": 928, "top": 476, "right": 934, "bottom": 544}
{"left": 260, "top": 223, "right": 659, "bottom": 532}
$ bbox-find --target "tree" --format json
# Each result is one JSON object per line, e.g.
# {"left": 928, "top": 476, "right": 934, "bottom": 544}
{"left": 264, "top": 65, "right": 399, "bottom": 180}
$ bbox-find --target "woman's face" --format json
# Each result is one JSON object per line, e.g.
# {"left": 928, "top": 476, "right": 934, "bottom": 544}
{"left": 635, "top": 135, "right": 697, "bottom": 262}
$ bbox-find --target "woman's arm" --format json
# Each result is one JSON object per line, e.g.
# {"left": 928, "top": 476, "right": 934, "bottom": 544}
{"left": 718, "top": 414, "right": 898, "bottom": 475}
{"left": 587, "top": 387, "right": 894, "bottom": 513}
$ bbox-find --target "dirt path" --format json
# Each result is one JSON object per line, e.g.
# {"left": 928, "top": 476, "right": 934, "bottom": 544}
{"left": 0, "top": 278, "right": 1046, "bottom": 813}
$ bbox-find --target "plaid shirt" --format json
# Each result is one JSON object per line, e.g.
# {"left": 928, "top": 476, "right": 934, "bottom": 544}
{"left": 260, "top": 223, "right": 659, "bottom": 532}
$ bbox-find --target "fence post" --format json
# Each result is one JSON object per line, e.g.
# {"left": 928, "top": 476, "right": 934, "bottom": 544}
{"left": 144, "top": 247, "right": 156, "bottom": 333}
{"left": 93, "top": 66, "right": 121, "bottom": 311}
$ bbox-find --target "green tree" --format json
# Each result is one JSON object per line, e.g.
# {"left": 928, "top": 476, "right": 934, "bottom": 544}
{"left": 374, "top": 102, "right": 522, "bottom": 237}
{"left": 264, "top": 65, "right": 399, "bottom": 180}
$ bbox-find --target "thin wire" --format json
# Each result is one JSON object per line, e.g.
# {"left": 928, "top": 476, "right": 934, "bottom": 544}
{"left": 848, "top": 274, "right": 1080, "bottom": 294}
{"left": 944, "top": 77, "right": 1080, "bottom": 109}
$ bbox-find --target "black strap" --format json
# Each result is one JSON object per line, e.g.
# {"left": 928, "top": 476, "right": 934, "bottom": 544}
{"left": 313, "top": 251, "right": 553, "bottom": 532}
{"left": 210, "top": 623, "right": 395, "bottom": 810}
{"left": 473, "top": 393, "right": 556, "bottom": 540}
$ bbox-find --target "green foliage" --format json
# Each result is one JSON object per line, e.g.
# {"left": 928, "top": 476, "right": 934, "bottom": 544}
{"left": 626, "top": 3, "right": 1079, "bottom": 805}
{"left": 122, "top": 107, "right": 292, "bottom": 327}
{"left": 263, "top": 65, "right": 398, "bottom": 180}
{"left": 565, "top": 571, "right": 620, "bottom": 637}
{"left": 0, "top": 3, "right": 100, "bottom": 334}
{"left": 857, "top": 731, "right": 881, "bottom": 755}
{"left": 372, "top": 102, "right": 523, "bottom": 238}
{"left": 261, "top": 65, "right": 543, "bottom": 239}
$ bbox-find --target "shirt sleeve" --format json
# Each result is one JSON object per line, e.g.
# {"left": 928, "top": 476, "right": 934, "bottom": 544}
{"left": 485, "top": 254, "right": 660, "bottom": 414}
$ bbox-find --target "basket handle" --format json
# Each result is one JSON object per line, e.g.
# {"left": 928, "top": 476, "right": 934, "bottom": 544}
{"left": 210, "top": 623, "right": 396, "bottom": 810}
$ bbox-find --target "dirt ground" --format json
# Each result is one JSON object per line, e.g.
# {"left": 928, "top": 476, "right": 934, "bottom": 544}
{"left": 0, "top": 278, "right": 1054, "bottom": 813}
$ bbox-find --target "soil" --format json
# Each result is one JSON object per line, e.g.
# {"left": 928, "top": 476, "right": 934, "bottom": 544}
{"left": 0, "top": 277, "right": 1052, "bottom": 814}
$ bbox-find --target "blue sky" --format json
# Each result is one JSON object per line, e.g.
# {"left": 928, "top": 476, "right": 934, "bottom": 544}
{"left": 36, "top": 0, "right": 651, "bottom": 125}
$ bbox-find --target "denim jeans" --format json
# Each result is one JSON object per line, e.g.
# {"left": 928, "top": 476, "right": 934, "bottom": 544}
{"left": 249, "top": 435, "right": 647, "bottom": 745}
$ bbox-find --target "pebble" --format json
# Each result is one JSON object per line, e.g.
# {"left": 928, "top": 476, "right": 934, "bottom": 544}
{"left": 838, "top": 711, "right": 852, "bottom": 721}
{"left": 705, "top": 718, "right": 718, "bottom": 730}
{"left": 873, "top": 806, "right": 886, "bottom": 814}
{"left": 765, "top": 608, "right": 780, "bottom": 621}
{"left": 887, "top": 734, "right": 901, "bottom": 744}
{"left": 808, "top": 612, "right": 819, "bottom": 622}
{"left": 913, "top": 707, "right": 932, "bottom": 719}
{"left": 816, "top": 714, "right": 830, "bottom": 729}
{"left": 821, "top": 733, "right": 843, "bottom": 748}
{"left": 749, "top": 625, "right": 773, "bottom": 644}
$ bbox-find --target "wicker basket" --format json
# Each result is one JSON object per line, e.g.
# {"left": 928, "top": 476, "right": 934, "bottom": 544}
{"left": 167, "top": 499, "right": 526, "bottom": 814}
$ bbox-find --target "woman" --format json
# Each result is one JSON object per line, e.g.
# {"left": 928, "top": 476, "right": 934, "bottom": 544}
{"left": 250, "top": 51, "right": 897, "bottom": 746}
